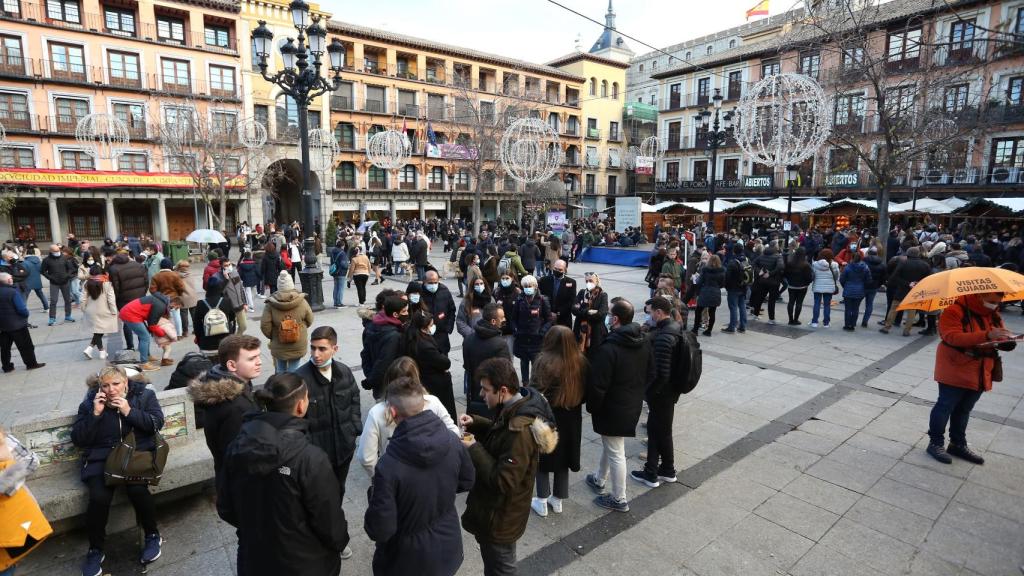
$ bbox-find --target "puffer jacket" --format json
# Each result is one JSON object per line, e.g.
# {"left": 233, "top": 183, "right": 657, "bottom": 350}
{"left": 71, "top": 378, "right": 164, "bottom": 481}
{"left": 839, "top": 261, "right": 872, "bottom": 299}
{"left": 462, "top": 387, "right": 557, "bottom": 544}
{"left": 695, "top": 266, "right": 725, "bottom": 308}
{"left": 217, "top": 412, "right": 349, "bottom": 576}
{"left": 237, "top": 258, "right": 260, "bottom": 288}
{"left": 39, "top": 253, "right": 76, "bottom": 286}
{"left": 888, "top": 255, "right": 931, "bottom": 300}
{"left": 187, "top": 364, "right": 257, "bottom": 475}
{"left": 945, "top": 250, "right": 969, "bottom": 270}
{"left": 646, "top": 318, "right": 681, "bottom": 397}
{"left": 510, "top": 293, "right": 551, "bottom": 360}
{"left": 107, "top": 254, "right": 148, "bottom": 309}
{"left": 293, "top": 360, "right": 362, "bottom": 469}
{"left": 260, "top": 289, "right": 314, "bottom": 360}
{"left": 864, "top": 254, "right": 886, "bottom": 290}
{"left": 22, "top": 255, "right": 43, "bottom": 291}
{"left": 934, "top": 295, "right": 1016, "bottom": 392}
{"left": 586, "top": 323, "right": 654, "bottom": 437}
{"left": 360, "top": 311, "right": 404, "bottom": 397}
{"left": 811, "top": 259, "right": 840, "bottom": 294}
{"left": 118, "top": 292, "right": 171, "bottom": 336}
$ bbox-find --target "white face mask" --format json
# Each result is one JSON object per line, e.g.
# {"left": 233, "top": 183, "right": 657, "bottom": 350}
{"left": 428, "top": 324, "right": 437, "bottom": 335}
{"left": 474, "top": 284, "right": 485, "bottom": 293}
{"left": 586, "top": 282, "right": 596, "bottom": 291}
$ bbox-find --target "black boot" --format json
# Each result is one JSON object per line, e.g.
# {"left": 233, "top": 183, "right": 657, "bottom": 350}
{"left": 926, "top": 443, "right": 952, "bottom": 464}
{"left": 947, "top": 443, "right": 985, "bottom": 465}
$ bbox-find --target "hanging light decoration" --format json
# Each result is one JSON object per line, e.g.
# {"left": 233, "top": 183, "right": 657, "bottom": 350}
{"left": 237, "top": 117, "right": 268, "bottom": 149}
{"left": 921, "top": 118, "right": 958, "bottom": 143}
{"left": 309, "top": 128, "right": 340, "bottom": 171}
{"left": 500, "top": 117, "right": 561, "bottom": 184}
{"left": 366, "top": 128, "right": 411, "bottom": 170}
{"left": 639, "top": 135, "right": 665, "bottom": 162}
{"left": 75, "top": 113, "right": 131, "bottom": 160}
{"left": 623, "top": 145, "right": 641, "bottom": 170}
{"left": 735, "top": 72, "right": 832, "bottom": 169}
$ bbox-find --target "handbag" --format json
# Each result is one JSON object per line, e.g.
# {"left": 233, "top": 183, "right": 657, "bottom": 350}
{"left": 104, "top": 417, "right": 169, "bottom": 487}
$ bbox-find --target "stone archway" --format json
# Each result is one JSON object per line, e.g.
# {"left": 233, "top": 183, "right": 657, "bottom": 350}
{"left": 263, "top": 159, "right": 321, "bottom": 226}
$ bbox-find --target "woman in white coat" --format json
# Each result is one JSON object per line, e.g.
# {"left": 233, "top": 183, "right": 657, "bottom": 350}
{"left": 81, "top": 265, "right": 118, "bottom": 360}
{"left": 355, "top": 356, "right": 459, "bottom": 479}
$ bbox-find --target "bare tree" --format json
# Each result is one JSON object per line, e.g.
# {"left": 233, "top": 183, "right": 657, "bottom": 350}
{"left": 782, "top": 0, "right": 994, "bottom": 247}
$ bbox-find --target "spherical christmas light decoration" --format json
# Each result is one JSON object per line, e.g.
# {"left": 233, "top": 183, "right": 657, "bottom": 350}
{"left": 623, "top": 146, "right": 641, "bottom": 170}
{"left": 75, "top": 113, "right": 130, "bottom": 159}
{"left": 237, "top": 117, "right": 268, "bottom": 149}
{"left": 309, "top": 128, "right": 340, "bottom": 172}
{"left": 735, "top": 72, "right": 832, "bottom": 169}
{"left": 366, "top": 128, "right": 411, "bottom": 171}
{"left": 500, "top": 117, "right": 561, "bottom": 184}
{"left": 639, "top": 135, "right": 665, "bottom": 161}
{"left": 921, "top": 118, "right": 958, "bottom": 143}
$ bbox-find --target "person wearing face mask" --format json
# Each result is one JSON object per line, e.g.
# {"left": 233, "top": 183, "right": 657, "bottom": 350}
{"left": 539, "top": 260, "right": 576, "bottom": 329}
{"left": 464, "top": 254, "right": 484, "bottom": 297}
{"left": 402, "top": 311, "right": 457, "bottom": 422}
{"left": 215, "top": 258, "right": 249, "bottom": 335}
{"left": 361, "top": 295, "right": 410, "bottom": 399}
{"left": 39, "top": 243, "right": 78, "bottom": 326}
{"left": 927, "top": 292, "right": 1017, "bottom": 465}
{"left": 511, "top": 275, "right": 552, "bottom": 385}
{"left": 346, "top": 245, "right": 372, "bottom": 306}
{"left": 492, "top": 273, "right": 521, "bottom": 354}
{"left": 571, "top": 272, "right": 609, "bottom": 354}
{"left": 218, "top": 372, "right": 350, "bottom": 576}
{"left": 456, "top": 277, "right": 493, "bottom": 339}
{"left": 420, "top": 270, "right": 457, "bottom": 354}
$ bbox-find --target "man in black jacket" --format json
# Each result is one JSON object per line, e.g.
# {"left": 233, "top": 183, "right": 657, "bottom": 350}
{"left": 584, "top": 298, "right": 653, "bottom": 513}
{"left": 108, "top": 252, "right": 148, "bottom": 351}
{"left": 421, "top": 270, "right": 456, "bottom": 353}
{"left": 364, "top": 376, "right": 474, "bottom": 576}
{"left": 408, "top": 232, "right": 429, "bottom": 281}
{"left": 462, "top": 303, "right": 510, "bottom": 416}
{"left": 880, "top": 247, "right": 932, "bottom": 336}
{"left": 539, "top": 259, "right": 576, "bottom": 328}
{"left": 40, "top": 244, "right": 77, "bottom": 326}
{"left": 518, "top": 238, "right": 541, "bottom": 277}
{"left": 361, "top": 295, "right": 409, "bottom": 399}
{"left": 723, "top": 243, "right": 750, "bottom": 333}
{"left": 0, "top": 272, "right": 44, "bottom": 371}
{"left": 631, "top": 297, "right": 681, "bottom": 488}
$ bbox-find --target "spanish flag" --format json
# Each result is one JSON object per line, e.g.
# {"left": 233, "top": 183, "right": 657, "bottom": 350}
{"left": 746, "top": 0, "right": 769, "bottom": 20}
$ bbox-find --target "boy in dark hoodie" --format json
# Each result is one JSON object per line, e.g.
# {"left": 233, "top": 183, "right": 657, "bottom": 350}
{"left": 359, "top": 294, "right": 409, "bottom": 400}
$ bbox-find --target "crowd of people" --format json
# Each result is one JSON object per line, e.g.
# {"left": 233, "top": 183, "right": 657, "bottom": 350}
{"left": 0, "top": 214, "right": 1019, "bottom": 576}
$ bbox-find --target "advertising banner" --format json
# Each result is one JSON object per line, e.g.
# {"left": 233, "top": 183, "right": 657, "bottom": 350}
{"left": 615, "top": 196, "right": 642, "bottom": 233}
{"left": 425, "top": 143, "right": 479, "bottom": 160}
{"left": 635, "top": 156, "right": 654, "bottom": 175}
{"left": 0, "top": 168, "right": 246, "bottom": 188}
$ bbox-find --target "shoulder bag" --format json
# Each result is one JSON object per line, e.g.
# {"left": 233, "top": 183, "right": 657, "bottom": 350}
{"left": 104, "top": 417, "right": 169, "bottom": 486}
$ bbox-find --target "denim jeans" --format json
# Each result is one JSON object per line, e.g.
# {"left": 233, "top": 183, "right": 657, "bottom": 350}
{"left": 0, "top": 565, "right": 15, "bottom": 576}
{"left": 534, "top": 261, "right": 545, "bottom": 278}
{"left": 48, "top": 283, "right": 73, "bottom": 319}
{"left": 332, "top": 274, "right": 345, "bottom": 306}
{"left": 811, "top": 292, "right": 832, "bottom": 325}
{"left": 726, "top": 291, "right": 747, "bottom": 330}
{"left": 275, "top": 357, "right": 301, "bottom": 374}
{"left": 928, "top": 383, "right": 982, "bottom": 446}
{"left": 125, "top": 321, "right": 151, "bottom": 362}
{"left": 70, "top": 278, "right": 82, "bottom": 304}
{"left": 862, "top": 289, "right": 877, "bottom": 326}
{"left": 843, "top": 297, "right": 863, "bottom": 328}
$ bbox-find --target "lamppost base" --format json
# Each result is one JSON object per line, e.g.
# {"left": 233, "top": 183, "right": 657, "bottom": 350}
{"left": 300, "top": 267, "right": 325, "bottom": 311}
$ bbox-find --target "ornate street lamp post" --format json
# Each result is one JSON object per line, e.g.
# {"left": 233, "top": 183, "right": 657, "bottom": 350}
{"left": 697, "top": 88, "right": 735, "bottom": 236}
{"left": 251, "top": 2, "right": 345, "bottom": 310}
{"left": 785, "top": 164, "right": 800, "bottom": 257}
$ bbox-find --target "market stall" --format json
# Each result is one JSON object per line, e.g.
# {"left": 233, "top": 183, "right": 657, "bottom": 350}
{"left": 809, "top": 198, "right": 878, "bottom": 229}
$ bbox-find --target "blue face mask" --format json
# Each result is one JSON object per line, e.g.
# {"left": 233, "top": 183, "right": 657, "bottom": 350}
{"left": 474, "top": 284, "right": 485, "bottom": 293}
{"left": 425, "top": 283, "right": 439, "bottom": 293}
{"left": 605, "top": 315, "right": 613, "bottom": 330}
{"left": 409, "top": 293, "right": 421, "bottom": 304}
{"left": 500, "top": 279, "right": 512, "bottom": 288}
{"left": 524, "top": 287, "right": 535, "bottom": 296}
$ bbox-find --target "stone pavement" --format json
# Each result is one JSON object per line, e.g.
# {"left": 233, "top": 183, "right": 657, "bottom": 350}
{"left": 4, "top": 247, "right": 1024, "bottom": 576}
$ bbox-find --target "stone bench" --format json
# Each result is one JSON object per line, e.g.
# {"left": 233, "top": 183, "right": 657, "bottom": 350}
{"left": 11, "top": 387, "right": 214, "bottom": 534}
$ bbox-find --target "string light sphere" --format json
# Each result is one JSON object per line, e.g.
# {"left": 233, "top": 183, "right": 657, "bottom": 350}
{"left": 76, "top": 113, "right": 130, "bottom": 159}
{"left": 921, "top": 118, "right": 958, "bottom": 143}
{"left": 309, "top": 128, "right": 340, "bottom": 172}
{"left": 366, "top": 129, "right": 411, "bottom": 171}
{"left": 237, "top": 117, "right": 268, "bottom": 149}
{"left": 639, "top": 136, "right": 665, "bottom": 161}
{"left": 735, "top": 72, "right": 832, "bottom": 168}
{"left": 623, "top": 146, "right": 641, "bottom": 170}
{"left": 500, "top": 118, "right": 561, "bottom": 184}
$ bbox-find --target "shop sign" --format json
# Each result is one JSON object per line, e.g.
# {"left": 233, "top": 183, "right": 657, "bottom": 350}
{"left": 394, "top": 201, "right": 420, "bottom": 210}
{"left": 743, "top": 175, "right": 774, "bottom": 189}
{"left": 364, "top": 201, "right": 390, "bottom": 211}
{"left": 0, "top": 168, "right": 245, "bottom": 188}
{"left": 423, "top": 201, "right": 446, "bottom": 210}
{"left": 334, "top": 201, "right": 359, "bottom": 211}
{"left": 825, "top": 171, "right": 859, "bottom": 188}
{"left": 635, "top": 156, "right": 654, "bottom": 175}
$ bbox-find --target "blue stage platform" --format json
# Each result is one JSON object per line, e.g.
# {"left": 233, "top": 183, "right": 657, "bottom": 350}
{"left": 578, "top": 246, "right": 651, "bottom": 267}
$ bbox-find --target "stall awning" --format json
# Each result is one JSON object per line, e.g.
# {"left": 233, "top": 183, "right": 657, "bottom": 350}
{"left": 811, "top": 198, "right": 878, "bottom": 214}
{"left": 952, "top": 197, "right": 1024, "bottom": 216}
{"left": 889, "top": 197, "right": 968, "bottom": 215}
{"left": 678, "top": 200, "right": 736, "bottom": 213}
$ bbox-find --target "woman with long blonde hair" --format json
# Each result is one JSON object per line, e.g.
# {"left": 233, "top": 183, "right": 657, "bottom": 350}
{"left": 530, "top": 325, "right": 587, "bottom": 517}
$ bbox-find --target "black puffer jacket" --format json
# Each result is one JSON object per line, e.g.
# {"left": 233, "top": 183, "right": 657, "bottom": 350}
{"left": 187, "top": 364, "right": 257, "bottom": 477}
{"left": 218, "top": 412, "right": 349, "bottom": 576}
{"left": 586, "top": 323, "right": 653, "bottom": 437}
{"left": 294, "top": 360, "right": 362, "bottom": 469}
{"left": 71, "top": 378, "right": 164, "bottom": 481}
{"left": 491, "top": 284, "right": 521, "bottom": 335}
{"left": 259, "top": 251, "right": 284, "bottom": 286}
{"left": 864, "top": 254, "right": 886, "bottom": 290}
{"left": 40, "top": 252, "right": 76, "bottom": 286}
{"left": 510, "top": 293, "right": 551, "bottom": 360}
{"left": 888, "top": 255, "right": 932, "bottom": 300}
{"left": 696, "top": 266, "right": 725, "bottom": 308}
{"left": 361, "top": 312, "right": 404, "bottom": 398}
{"left": 647, "top": 318, "right": 681, "bottom": 397}
{"left": 463, "top": 319, "right": 512, "bottom": 383}
{"left": 108, "top": 254, "right": 148, "bottom": 309}
{"left": 365, "top": 410, "right": 475, "bottom": 576}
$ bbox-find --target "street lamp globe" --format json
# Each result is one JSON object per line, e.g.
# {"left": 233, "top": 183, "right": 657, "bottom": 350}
{"left": 327, "top": 39, "right": 345, "bottom": 71}
{"left": 289, "top": 0, "right": 310, "bottom": 29}
{"left": 251, "top": 22, "right": 274, "bottom": 67}
{"left": 306, "top": 18, "right": 326, "bottom": 57}
{"left": 280, "top": 39, "right": 298, "bottom": 70}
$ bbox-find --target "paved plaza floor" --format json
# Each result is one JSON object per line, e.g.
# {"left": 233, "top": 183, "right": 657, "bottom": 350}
{"left": 4, "top": 247, "right": 1024, "bottom": 575}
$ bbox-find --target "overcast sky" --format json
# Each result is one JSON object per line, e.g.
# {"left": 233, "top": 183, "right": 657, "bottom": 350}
{"left": 318, "top": 0, "right": 804, "bottom": 64}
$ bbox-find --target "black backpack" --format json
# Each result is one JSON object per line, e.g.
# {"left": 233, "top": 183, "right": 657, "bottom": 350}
{"left": 166, "top": 352, "right": 215, "bottom": 391}
{"left": 671, "top": 330, "right": 703, "bottom": 396}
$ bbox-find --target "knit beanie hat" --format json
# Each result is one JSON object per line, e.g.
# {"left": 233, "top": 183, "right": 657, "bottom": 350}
{"left": 278, "top": 270, "right": 295, "bottom": 292}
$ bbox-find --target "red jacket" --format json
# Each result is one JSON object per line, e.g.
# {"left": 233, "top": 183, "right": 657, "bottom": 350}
{"left": 203, "top": 260, "right": 222, "bottom": 290}
{"left": 934, "top": 295, "right": 1015, "bottom": 392}
{"left": 118, "top": 293, "right": 170, "bottom": 337}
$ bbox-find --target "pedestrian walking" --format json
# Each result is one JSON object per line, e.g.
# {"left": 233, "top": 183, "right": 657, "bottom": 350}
{"left": 40, "top": 244, "right": 77, "bottom": 326}
{"left": 20, "top": 250, "right": 47, "bottom": 312}
{"left": 0, "top": 273, "right": 44, "bottom": 372}
{"left": 810, "top": 249, "right": 840, "bottom": 328}
{"left": 81, "top": 266, "right": 117, "bottom": 360}
{"left": 840, "top": 251, "right": 872, "bottom": 331}
{"left": 346, "top": 246, "right": 372, "bottom": 305}
{"left": 364, "top": 376, "right": 474, "bottom": 576}
{"left": 691, "top": 255, "right": 724, "bottom": 336}
{"left": 328, "top": 242, "right": 350, "bottom": 308}
{"left": 237, "top": 252, "right": 260, "bottom": 310}
{"left": 722, "top": 244, "right": 751, "bottom": 333}
{"left": 631, "top": 296, "right": 681, "bottom": 488}
{"left": 584, "top": 299, "right": 652, "bottom": 512}
{"left": 71, "top": 366, "right": 164, "bottom": 576}
{"left": 510, "top": 275, "right": 551, "bottom": 385}
{"left": 218, "top": 372, "right": 350, "bottom": 576}
{"left": 862, "top": 246, "right": 886, "bottom": 328}
{"left": 530, "top": 326, "right": 586, "bottom": 518}
{"left": 784, "top": 248, "right": 813, "bottom": 326}
{"left": 749, "top": 245, "right": 784, "bottom": 323}
{"left": 460, "top": 358, "right": 557, "bottom": 576}
{"left": 261, "top": 270, "right": 313, "bottom": 373}
{"left": 259, "top": 242, "right": 284, "bottom": 298}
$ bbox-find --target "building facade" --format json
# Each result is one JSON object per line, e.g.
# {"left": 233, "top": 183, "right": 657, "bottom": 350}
{"left": 649, "top": 0, "right": 1024, "bottom": 205}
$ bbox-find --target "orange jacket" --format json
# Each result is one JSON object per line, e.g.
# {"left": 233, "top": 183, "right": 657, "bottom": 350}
{"left": 0, "top": 460, "right": 53, "bottom": 570}
{"left": 934, "top": 296, "right": 1013, "bottom": 392}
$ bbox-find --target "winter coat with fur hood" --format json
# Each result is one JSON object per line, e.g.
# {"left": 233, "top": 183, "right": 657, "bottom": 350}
{"left": 187, "top": 364, "right": 257, "bottom": 477}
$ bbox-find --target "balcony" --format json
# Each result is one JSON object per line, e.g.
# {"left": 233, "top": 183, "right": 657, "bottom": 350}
{"left": 832, "top": 118, "right": 866, "bottom": 136}
{"left": 0, "top": 109, "right": 32, "bottom": 131}
{"left": 562, "top": 156, "right": 581, "bottom": 167}
{"left": 563, "top": 125, "right": 579, "bottom": 137}
{"left": 51, "top": 114, "right": 89, "bottom": 134}
{"left": 989, "top": 103, "right": 1024, "bottom": 124}
{"left": 933, "top": 41, "right": 986, "bottom": 67}
{"left": 668, "top": 95, "right": 682, "bottom": 110}
{"left": 427, "top": 107, "right": 446, "bottom": 121}
{"left": 821, "top": 66, "right": 868, "bottom": 86}
{"left": 368, "top": 180, "right": 387, "bottom": 190}
{"left": 399, "top": 181, "right": 417, "bottom": 190}
{"left": 331, "top": 95, "right": 353, "bottom": 111}
{"left": 666, "top": 135, "right": 682, "bottom": 150}
{"left": 336, "top": 136, "right": 360, "bottom": 151}
{"left": 109, "top": 72, "right": 143, "bottom": 89}
{"left": 884, "top": 56, "right": 920, "bottom": 74}
{"left": 428, "top": 182, "right": 445, "bottom": 191}
{"left": 455, "top": 182, "right": 470, "bottom": 191}
{"left": 0, "top": 54, "right": 24, "bottom": 75}
{"left": 607, "top": 130, "right": 622, "bottom": 142}
{"left": 585, "top": 128, "right": 601, "bottom": 140}
{"left": 335, "top": 178, "right": 356, "bottom": 189}
{"left": 525, "top": 88, "right": 543, "bottom": 100}
{"left": 397, "top": 103, "right": 420, "bottom": 117}
{"left": 364, "top": 99, "right": 386, "bottom": 113}
{"left": 363, "top": 60, "right": 385, "bottom": 75}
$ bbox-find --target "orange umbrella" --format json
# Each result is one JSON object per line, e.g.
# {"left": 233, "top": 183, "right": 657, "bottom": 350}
{"left": 897, "top": 267, "right": 1024, "bottom": 312}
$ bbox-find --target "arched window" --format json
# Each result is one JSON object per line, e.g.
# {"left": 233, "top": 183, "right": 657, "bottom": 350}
{"left": 651, "top": 60, "right": 657, "bottom": 70}
{"left": 399, "top": 165, "right": 417, "bottom": 189}
{"left": 729, "top": 39, "right": 736, "bottom": 48}
{"left": 589, "top": 77, "right": 596, "bottom": 96}
{"left": 482, "top": 170, "right": 496, "bottom": 192}
{"left": 612, "top": 82, "right": 619, "bottom": 99}
{"left": 548, "top": 112, "right": 560, "bottom": 132}
{"left": 368, "top": 165, "right": 387, "bottom": 189}
{"left": 601, "top": 80, "right": 608, "bottom": 98}
{"left": 335, "top": 162, "right": 355, "bottom": 188}
{"left": 707, "top": 45, "right": 713, "bottom": 55}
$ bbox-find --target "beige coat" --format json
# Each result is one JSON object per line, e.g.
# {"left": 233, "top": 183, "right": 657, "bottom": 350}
{"left": 82, "top": 282, "right": 119, "bottom": 334}
{"left": 177, "top": 270, "right": 199, "bottom": 308}
{"left": 260, "top": 289, "right": 314, "bottom": 360}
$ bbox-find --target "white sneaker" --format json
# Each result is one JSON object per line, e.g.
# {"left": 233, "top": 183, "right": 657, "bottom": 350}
{"left": 549, "top": 496, "right": 563, "bottom": 514}
{"left": 531, "top": 497, "right": 548, "bottom": 517}
{"left": 810, "top": 322, "right": 819, "bottom": 328}
{"left": 823, "top": 323, "right": 830, "bottom": 328}
{"left": 99, "top": 350, "right": 108, "bottom": 360}
{"left": 82, "top": 346, "right": 94, "bottom": 359}
{"left": 768, "top": 319, "right": 777, "bottom": 325}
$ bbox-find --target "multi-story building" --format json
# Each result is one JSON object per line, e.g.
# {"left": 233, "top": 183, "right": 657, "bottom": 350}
{"left": 649, "top": 0, "right": 1024, "bottom": 206}
{"left": 0, "top": 0, "right": 244, "bottom": 243}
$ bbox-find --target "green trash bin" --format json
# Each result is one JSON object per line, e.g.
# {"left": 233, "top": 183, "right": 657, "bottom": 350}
{"left": 165, "top": 241, "right": 190, "bottom": 266}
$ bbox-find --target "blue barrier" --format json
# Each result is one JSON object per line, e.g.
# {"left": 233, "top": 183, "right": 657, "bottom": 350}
{"left": 578, "top": 246, "right": 651, "bottom": 267}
